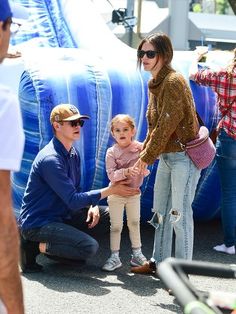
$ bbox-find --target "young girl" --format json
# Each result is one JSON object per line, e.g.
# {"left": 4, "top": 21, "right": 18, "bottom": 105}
{"left": 102, "top": 114, "right": 149, "bottom": 271}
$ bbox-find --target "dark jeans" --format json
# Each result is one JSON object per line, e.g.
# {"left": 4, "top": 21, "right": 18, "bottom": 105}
{"left": 21, "top": 207, "right": 109, "bottom": 261}
{"left": 216, "top": 129, "right": 236, "bottom": 247}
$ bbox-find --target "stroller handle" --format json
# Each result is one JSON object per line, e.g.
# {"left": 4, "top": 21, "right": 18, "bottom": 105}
{"left": 162, "top": 258, "right": 236, "bottom": 278}
{"left": 158, "top": 258, "right": 236, "bottom": 314}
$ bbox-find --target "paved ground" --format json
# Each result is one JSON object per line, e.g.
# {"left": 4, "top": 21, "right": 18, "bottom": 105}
{"left": 21, "top": 219, "right": 236, "bottom": 314}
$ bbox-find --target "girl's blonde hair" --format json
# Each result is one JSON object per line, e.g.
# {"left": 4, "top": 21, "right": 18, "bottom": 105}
{"left": 110, "top": 114, "right": 136, "bottom": 132}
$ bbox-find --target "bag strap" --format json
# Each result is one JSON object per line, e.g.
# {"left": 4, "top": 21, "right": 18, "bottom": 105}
{"left": 175, "top": 110, "right": 203, "bottom": 150}
{"left": 196, "top": 111, "right": 204, "bottom": 127}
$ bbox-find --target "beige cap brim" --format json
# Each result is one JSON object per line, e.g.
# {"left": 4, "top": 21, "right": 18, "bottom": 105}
{"left": 62, "top": 114, "right": 90, "bottom": 121}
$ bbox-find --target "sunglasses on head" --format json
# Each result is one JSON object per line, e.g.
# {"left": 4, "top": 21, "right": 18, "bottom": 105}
{"left": 137, "top": 50, "right": 158, "bottom": 59}
{"left": 69, "top": 119, "right": 85, "bottom": 127}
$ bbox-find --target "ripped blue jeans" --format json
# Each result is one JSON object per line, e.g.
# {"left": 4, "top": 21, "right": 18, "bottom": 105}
{"left": 149, "top": 152, "right": 201, "bottom": 265}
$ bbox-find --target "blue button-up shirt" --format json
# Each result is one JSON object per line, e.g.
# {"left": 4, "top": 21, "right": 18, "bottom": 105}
{"left": 19, "top": 137, "right": 101, "bottom": 230}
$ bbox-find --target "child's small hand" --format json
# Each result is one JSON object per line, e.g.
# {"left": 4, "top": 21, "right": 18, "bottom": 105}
{"left": 125, "top": 166, "right": 140, "bottom": 177}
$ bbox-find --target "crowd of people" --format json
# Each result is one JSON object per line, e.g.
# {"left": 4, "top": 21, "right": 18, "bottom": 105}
{"left": 0, "top": 0, "right": 235, "bottom": 312}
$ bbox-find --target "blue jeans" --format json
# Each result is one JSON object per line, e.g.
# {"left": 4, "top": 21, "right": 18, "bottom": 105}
{"left": 216, "top": 129, "right": 236, "bottom": 247}
{"left": 21, "top": 207, "right": 109, "bottom": 260}
{"left": 149, "top": 152, "right": 200, "bottom": 265}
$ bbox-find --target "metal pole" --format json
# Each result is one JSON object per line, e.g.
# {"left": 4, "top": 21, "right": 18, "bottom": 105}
{"left": 137, "top": 0, "right": 142, "bottom": 38}
{"left": 169, "top": 0, "right": 189, "bottom": 50}
{"left": 126, "top": 0, "right": 135, "bottom": 46}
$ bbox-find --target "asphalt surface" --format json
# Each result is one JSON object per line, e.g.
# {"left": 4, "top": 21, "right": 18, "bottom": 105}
{"left": 21, "top": 219, "right": 236, "bottom": 314}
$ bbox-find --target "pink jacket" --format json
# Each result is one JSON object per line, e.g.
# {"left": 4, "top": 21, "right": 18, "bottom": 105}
{"left": 106, "top": 140, "right": 149, "bottom": 188}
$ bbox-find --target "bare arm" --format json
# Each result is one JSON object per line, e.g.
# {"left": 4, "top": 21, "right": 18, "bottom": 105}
{"left": 0, "top": 170, "right": 24, "bottom": 314}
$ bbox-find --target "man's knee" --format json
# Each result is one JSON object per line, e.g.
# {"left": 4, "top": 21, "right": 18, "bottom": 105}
{"left": 82, "top": 237, "right": 99, "bottom": 259}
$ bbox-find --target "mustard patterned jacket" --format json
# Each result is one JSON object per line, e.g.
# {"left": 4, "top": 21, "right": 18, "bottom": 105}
{"left": 140, "top": 65, "right": 199, "bottom": 165}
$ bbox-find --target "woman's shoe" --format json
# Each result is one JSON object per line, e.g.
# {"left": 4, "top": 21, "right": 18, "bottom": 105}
{"left": 131, "top": 260, "right": 156, "bottom": 274}
{"left": 20, "top": 235, "right": 43, "bottom": 273}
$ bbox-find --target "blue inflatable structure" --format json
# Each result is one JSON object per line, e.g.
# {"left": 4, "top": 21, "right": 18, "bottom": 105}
{"left": 9, "top": 0, "right": 225, "bottom": 221}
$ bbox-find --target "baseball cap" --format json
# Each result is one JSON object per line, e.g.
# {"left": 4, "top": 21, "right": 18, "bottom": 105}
{"left": 0, "top": 0, "right": 29, "bottom": 23}
{"left": 50, "top": 104, "right": 90, "bottom": 124}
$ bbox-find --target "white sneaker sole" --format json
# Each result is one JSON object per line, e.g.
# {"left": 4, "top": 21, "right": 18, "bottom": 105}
{"left": 213, "top": 245, "right": 235, "bottom": 255}
{"left": 130, "top": 260, "right": 147, "bottom": 267}
{"left": 102, "top": 262, "right": 122, "bottom": 272}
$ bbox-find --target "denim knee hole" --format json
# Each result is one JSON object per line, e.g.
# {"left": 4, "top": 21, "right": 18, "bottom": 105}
{"left": 148, "top": 212, "right": 162, "bottom": 229}
{"left": 169, "top": 209, "right": 181, "bottom": 223}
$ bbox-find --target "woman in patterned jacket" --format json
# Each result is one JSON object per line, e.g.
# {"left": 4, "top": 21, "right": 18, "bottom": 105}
{"left": 131, "top": 32, "right": 201, "bottom": 276}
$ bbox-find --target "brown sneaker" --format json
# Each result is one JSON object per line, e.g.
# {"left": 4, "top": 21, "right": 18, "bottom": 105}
{"left": 131, "top": 260, "right": 156, "bottom": 274}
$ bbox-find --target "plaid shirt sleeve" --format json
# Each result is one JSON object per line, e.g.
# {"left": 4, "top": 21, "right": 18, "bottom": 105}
{"left": 193, "top": 68, "right": 236, "bottom": 139}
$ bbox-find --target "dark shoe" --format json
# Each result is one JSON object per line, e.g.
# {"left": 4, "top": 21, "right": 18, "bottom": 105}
{"left": 131, "top": 260, "right": 156, "bottom": 274}
{"left": 44, "top": 254, "right": 86, "bottom": 267}
{"left": 20, "top": 235, "right": 43, "bottom": 273}
{"left": 21, "top": 262, "right": 43, "bottom": 273}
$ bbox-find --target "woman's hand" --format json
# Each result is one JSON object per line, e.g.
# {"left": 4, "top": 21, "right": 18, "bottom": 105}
{"left": 133, "top": 159, "right": 148, "bottom": 175}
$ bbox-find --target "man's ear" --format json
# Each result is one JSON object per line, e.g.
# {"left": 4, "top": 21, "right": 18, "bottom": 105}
{"left": 53, "top": 121, "right": 61, "bottom": 131}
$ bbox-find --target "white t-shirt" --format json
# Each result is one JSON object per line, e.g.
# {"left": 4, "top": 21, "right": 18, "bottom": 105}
{"left": 0, "top": 84, "right": 25, "bottom": 171}
{"left": 0, "top": 300, "right": 7, "bottom": 314}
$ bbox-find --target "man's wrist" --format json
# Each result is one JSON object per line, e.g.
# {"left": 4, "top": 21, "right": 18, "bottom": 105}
{"left": 100, "top": 186, "right": 113, "bottom": 199}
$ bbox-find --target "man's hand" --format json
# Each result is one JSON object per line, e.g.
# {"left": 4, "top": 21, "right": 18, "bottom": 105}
{"left": 100, "top": 179, "right": 140, "bottom": 200}
{"left": 86, "top": 205, "right": 100, "bottom": 229}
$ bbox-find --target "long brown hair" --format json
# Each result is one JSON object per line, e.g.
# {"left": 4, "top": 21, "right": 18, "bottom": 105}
{"left": 137, "top": 32, "right": 174, "bottom": 70}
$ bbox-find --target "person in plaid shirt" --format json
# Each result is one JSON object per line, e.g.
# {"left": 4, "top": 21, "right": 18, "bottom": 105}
{"left": 190, "top": 48, "right": 236, "bottom": 255}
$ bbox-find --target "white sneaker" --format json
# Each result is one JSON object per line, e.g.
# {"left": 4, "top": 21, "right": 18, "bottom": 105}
{"left": 130, "top": 251, "right": 147, "bottom": 267}
{"left": 213, "top": 244, "right": 235, "bottom": 255}
{"left": 102, "top": 255, "right": 122, "bottom": 271}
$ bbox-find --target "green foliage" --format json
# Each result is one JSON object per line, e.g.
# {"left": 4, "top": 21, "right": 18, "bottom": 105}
{"left": 191, "top": 0, "right": 230, "bottom": 14}
{"left": 216, "top": 0, "right": 229, "bottom": 14}
{"left": 192, "top": 3, "right": 202, "bottom": 13}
